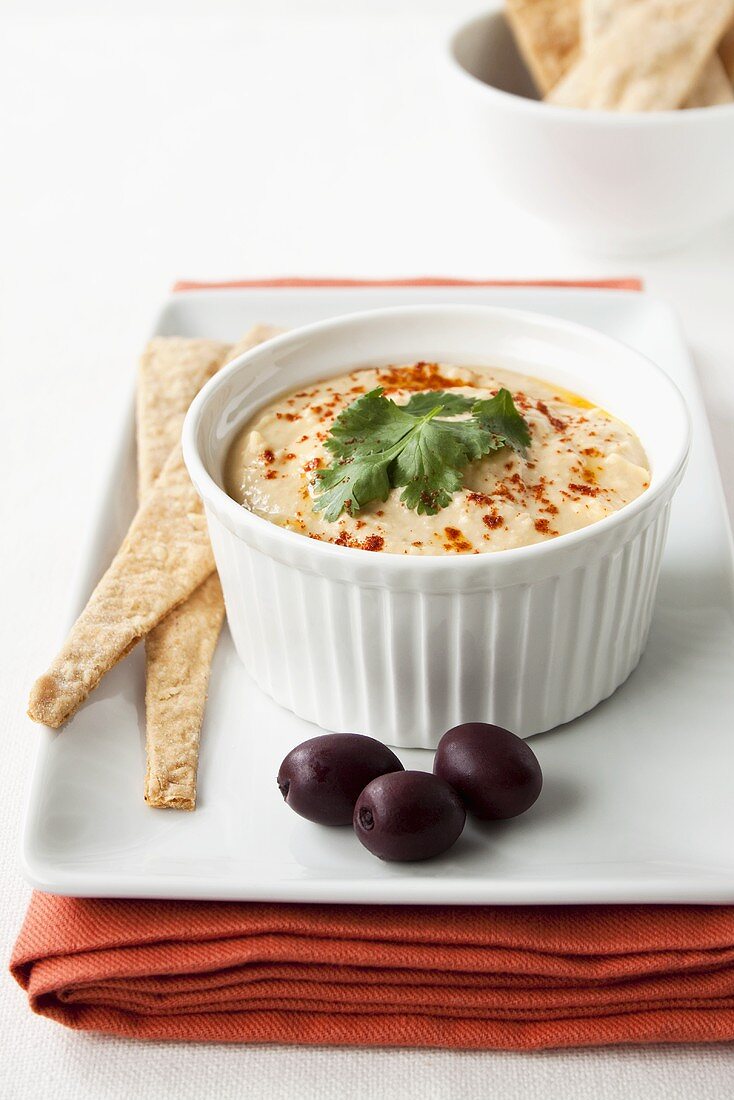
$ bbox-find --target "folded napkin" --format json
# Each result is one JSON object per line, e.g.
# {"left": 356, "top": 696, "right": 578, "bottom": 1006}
{"left": 11, "top": 894, "right": 734, "bottom": 1048}
{"left": 18, "top": 275, "right": 732, "bottom": 1052}
{"left": 173, "top": 276, "right": 644, "bottom": 291}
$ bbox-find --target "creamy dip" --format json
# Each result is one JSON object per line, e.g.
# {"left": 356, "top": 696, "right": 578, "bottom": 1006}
{"left": 224, "top": 362, "right": 650, "bottom": 555}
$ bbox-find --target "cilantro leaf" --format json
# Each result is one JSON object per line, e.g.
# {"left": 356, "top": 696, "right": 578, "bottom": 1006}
{"left": 393, "top": 416, "right": 492, "bottom": 515}
{"left": 312, "top": 386, "right": 531, "bottom": 521}
{"left": 473, "top": 388, "right": 531, "bottom": 457}
{"left": 321, "top": 388, "right": 413, "bottom": 461}
{"left": 401, "top": 390, "right": 475, "bottom": 417}
{"left": 315, "top": 388, "right": 429, "bottom": 521}
{"left": 310, "top": 453, "right": 393, "bottom": 522}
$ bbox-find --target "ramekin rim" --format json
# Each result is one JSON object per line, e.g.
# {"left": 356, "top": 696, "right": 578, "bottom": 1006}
{"left": 182, "top": 303, "right": 692, "bottom": 571}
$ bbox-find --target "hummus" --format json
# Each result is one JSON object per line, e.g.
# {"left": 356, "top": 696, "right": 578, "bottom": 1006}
{"left": 224, "top": 361, "right": 650, "bottom": 555}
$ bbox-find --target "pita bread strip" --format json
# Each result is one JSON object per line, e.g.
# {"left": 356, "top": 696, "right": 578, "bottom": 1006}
{"left": 137, "top": 338, "right": 230, "bottom": 808}
{"left": 581, "top": 0, "right": 629, "bottom": 46}
{"left": 140, "top": 327, "right": 280, "bottom": 809}
{"left": 720, "top": 26, "right": 734, "bottom": 82}
{"left": 505, "top": 0, "right": 581, "bottom": 95}
{"left": 137, "top": 326, "right": 281, "bottom": 495}
{"left": 28, "top": 444, "right": 215, "bottom": 728}
{"left": 582, "top": 0, "right": 734, "bottom": 107}
{"left": 549, "top": 0, "right": 734, "bottom": 110}
{"left": 685, "top": 54, "right": 734, "bottom": 107}
{"left": 144, "top": 573, "right": 225, "bottom": 810}
{"left": 137, "top": 337, "right": 231, "bottom": 493}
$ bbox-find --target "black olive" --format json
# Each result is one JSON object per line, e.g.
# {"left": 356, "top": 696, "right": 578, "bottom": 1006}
{"left": 353, "top": 770, "right": 466, "bottom": 861}
{"left": 434, "top": 722, "right": 542, "bottom": 820}
{"left": 277, "top": 733, "right": 404, "bottom": 825}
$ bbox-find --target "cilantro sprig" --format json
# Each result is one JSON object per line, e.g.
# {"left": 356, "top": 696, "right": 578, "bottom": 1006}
{"left": 312, "top": 387, "right": 531, "bottom": 522}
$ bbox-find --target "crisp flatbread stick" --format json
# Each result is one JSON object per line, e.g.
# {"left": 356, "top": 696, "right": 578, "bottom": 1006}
{"left": 137, "top": 326, "right": 280, "bottom": 496}
{"left": 137, "top": 337, "right": 231, "bottom": 492}
{"left": 28, "top": 444, "right": 216, "bottom": 728}
{"left": 137, "top": 337, "right": 231, "bottom": 810}
{"left": 581, "top": 0, "right": 733, "bottom": 107}
{"left": 140, "top": 326, "right": 280, "bottom": 809}
{"left": 144, "top": 572, "right": 225, "bottom": 809}
{"left": 549, "top": 0, "right": 734, "bottom": 110}
{"left": 720, "top": 26, "right": 734, "bottom": 82}
{"left": 685, "top": 54, "right": 734, "bottom": 107}
{"left": 505, "top": 0, "right": 581, "bottom": 95}
{"left": 226, "top": 325, "right": 283, "bottom": 362}
{"left": 580, "top": 0, "right": 621, "bottom": 44}
{"left": 29, "top": 326, "right": 281, "bottom": 733}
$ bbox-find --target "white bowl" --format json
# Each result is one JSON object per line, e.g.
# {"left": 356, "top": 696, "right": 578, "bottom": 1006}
{"left": 447, "top": 11, "right": 734, "bottom": 255}
{"left": 183, "top": 305, "right": 690, "bottom": 749}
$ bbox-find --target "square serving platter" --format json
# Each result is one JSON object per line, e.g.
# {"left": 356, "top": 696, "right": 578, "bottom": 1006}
{"left": 22, "top": 284, "right": 734, "bottom": 904}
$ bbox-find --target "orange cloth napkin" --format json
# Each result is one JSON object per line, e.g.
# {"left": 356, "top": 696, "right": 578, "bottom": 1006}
{"left": 17, "top": 276, "right": 733, "bottom": 1052}
{"left": 11, "top": 895, "right": 734, "bottom": 1048}
{"left": 173, "top": 276, "right": 644, "bottom": 291}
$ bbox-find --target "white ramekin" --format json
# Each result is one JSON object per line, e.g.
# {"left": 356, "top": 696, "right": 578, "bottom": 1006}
{"left": 447, "top": 12, "right": 734, "bottom": 255}
{"left": 183, "top": 305, "right": 690, "bottom": 749}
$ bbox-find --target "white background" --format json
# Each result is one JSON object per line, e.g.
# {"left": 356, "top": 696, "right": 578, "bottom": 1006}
{"left": 1, "top": 1, "right": 733, "bottom": 1097}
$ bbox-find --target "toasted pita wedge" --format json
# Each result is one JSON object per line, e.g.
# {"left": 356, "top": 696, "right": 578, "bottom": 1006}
{"left": 137, "top": 337, "right": 231, "bottom": 809}
{"left": 137, "top": 338, "right": 230, "bottom": 493}
{"left": 549, "top": 0, "right": 734, "bottom": 110}
{"left": 685, "top": 54, "right": 734, "bottom": 107}
{"left": 137, "top": 328, "right": 281, "bottom": 500}
{"left": 720, "top": 26, "right": 734, "bottom": 82}
{"left": 582, "top": 0, "right": 733, "bottom": 107}
{"left": 139, "top": 326, "right": 280, "bottom": 809}
{"left": 29, "top": 326, "right": 282, "bottom": 733}
{"left": 506, "top": 0, "right": 581, "bottom": 95}
{"left": 227, "top": 325, "right": 283, "bottom": 362}
{"left": 144, "top": 572, "right": 225, "bottom": 809}
{"left": 580, "top": 0, "right": 620, "bottom": 45}
{"left": 28, "top": 445, "right": 215, "bottom": 728}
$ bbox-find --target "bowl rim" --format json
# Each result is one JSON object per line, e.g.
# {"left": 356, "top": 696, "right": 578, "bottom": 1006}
{"left": 447, "top": 9, "right": 734, "bottom": 125}
{"left": 182, "top": 303, "right": 691, "bottom": 571}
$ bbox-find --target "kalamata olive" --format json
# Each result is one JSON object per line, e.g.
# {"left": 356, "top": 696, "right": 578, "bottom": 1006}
{"left": 434, "top": 722, "right": 542, "bottom": 820}
{"left": 353, "top": 770, "right": 466, "bottom": 861}
{"left": 277, "top": 734, "right": 404, "bottom": 825}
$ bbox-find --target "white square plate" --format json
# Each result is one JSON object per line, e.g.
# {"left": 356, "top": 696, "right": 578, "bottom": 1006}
{"left": 22, "top": 285, "right": 734, "bottom": 903}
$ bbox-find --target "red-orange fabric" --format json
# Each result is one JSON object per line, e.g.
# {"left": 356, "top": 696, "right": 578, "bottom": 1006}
{"left": 18, "top": 275, "right": 732, "bottom": 1053}
{"left": 10, "top": 895, "right": 734, "bottom": 1048}
{"left": 173, "top": 276, "right": 643, "bottom": 291}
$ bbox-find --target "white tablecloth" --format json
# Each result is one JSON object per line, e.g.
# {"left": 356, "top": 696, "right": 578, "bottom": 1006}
{"left": 1, "top": 2, "right": 733, "bottom": 1096}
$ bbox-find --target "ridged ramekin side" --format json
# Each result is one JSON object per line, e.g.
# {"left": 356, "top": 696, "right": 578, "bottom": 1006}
{"left": 207, "top": 501, "right": 673, "bottom": 749}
